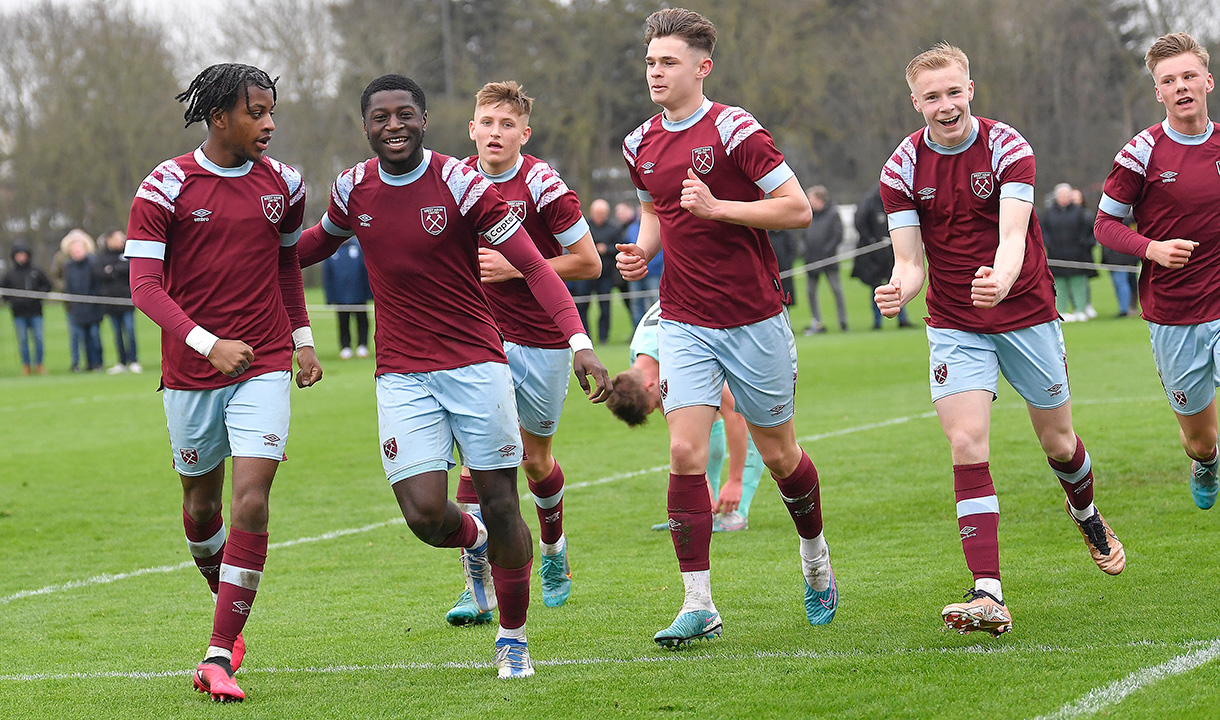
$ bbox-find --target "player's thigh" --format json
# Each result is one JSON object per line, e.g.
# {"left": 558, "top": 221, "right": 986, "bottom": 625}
{"left": 1150, "top": 320, "right": 1219, "bottom": 416}
{"left": 376, "top": 373, "right": 456, "bottom": 484}
{"left": 432, "top": 362, "right": 524, "bottom": 471}
{"left": 163, "top": 384, "right": 237, "bottom": 476}
{"left": 658, "top": 318, "right": 724, "bottom": 415}
{"left": 927, "top": 326, "right": 1000, "bottom": 405}
{"left": 225, "top": 370, "right": 292, "bottom": 461}
{"left": 717, "top": 312, "right": 799, "bottom": 428}
{"left": 505, "top": 341, "right": 571, "bottom": 438}
{"left": 992, "top": 321, "right": 1071, "bottom": 410}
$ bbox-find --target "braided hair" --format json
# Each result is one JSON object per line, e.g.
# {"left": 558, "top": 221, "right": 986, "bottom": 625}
{"left": 176, "top": 64, "right": 279, "bottom": 128}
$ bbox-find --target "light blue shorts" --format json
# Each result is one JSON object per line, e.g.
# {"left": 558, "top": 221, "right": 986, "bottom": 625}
{"left": 1148, "top": 319, "right": 1220, "bottom": 416}
{"left": 927, "top": 322, "right": 1070, "bottom": 409}
{"left": 505, "top": 341, "right": 571, "bottom": 438}
{"left": 658, "top": 312, "right": 798, "bottom": 428}
{"left": 376, "top": 362, "right": 523, "bottom": 484}
{"left": 163, "top": 370, "right": 291, "bottom": 476}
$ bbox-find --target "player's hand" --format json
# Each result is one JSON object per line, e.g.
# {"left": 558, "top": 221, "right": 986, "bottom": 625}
{"left": 478, "top": 247, "right": 522, "bottom": 283}
{"left": 680, "top": 168, "right": 719, "bottom": 219}
{"left": 616, "top": 243, "right": 649, "bottom": 282}
{"left": 208, "top": 339, "right": 255, "bottom": 377}
{"left": 1146, "top": 238, "right": 1197, "bottom": 269}
{"left": 295, "top": 346, "right": 323, "bottom": 388}
{"left": 874, "top": 277, "right": 903, "bottom": 317}
{"left": 970, "top": 266, "right": 1010, "bottom": 308}
{"left": 573, "top": 348, "right": 612, "bottom": 403}
{"left": 717, "top": 476, "right": 742, "bottom": 513}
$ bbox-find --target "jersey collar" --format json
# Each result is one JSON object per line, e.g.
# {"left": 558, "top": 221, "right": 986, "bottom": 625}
{"left": 923, "top": 116, "right": 979, "bottom": 156}
{"left": 477, "top": 154, "right": 523, "bottom": 183}
{"left": 379, "top": 149, "right": 432, "bottom": 186}
{"left": 194, "top": 146, "right": 253, "bottom": 177}
{"left": 1162, "top": 118, "right": 1214, "bottom": 145}
{"left": 661, "top": 97, "right": 713, "bottom": 132}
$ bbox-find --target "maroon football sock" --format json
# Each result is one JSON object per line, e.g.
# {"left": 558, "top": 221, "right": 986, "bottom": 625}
{"left": 773, "top": 451, "right": 823, "bottom": 539}
{"left": 491, "top": 560, "right": 532, "bottom": 630}
{"left": 438, "top": 509, "right": 480, "bottom": 548}
{"left": 1049, "top": 435, "right": 1094, "bottom": 511}
{"left": 668, "top": 473, "right": 712, "bottom": 572}
{"left": 954, "top": 462, "right": 1000, "bottom": 581}
{"left": 183, "top": 505, "right": 225, "bottom": 595}
{"left": 529, "top": 461, "right": 565, "bottom": 545}
{"left": 209, "top": 527, "right": 267, "bottom": 652}
{"left": 455, "top": 472, "right": 479, "bottom": 506}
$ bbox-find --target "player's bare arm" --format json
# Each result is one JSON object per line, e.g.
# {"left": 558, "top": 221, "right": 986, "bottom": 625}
{"left": 616, "top": 202, "right": 661, "bottom": 281}
{"left": 479, "top": 232, "right": 601, "bottom": 283}
{"left": 972, "top": 196, "right": 1030, "bottom": 308}
{"left": 875, "top": 225, "right": 927, "bottom": 317}
{"left": 679, "top": 173, "right": 812, "bottom": 230}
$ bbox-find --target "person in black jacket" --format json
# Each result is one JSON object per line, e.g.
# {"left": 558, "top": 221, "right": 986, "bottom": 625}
{"left": 95, "top": 230, "right": 141, "bottom": 373}
{"left": 800, "top": 186, "right": 848, "bottom": 333}
{"left": 851, "top": 184, "right": 910, "bottom": 329}
{"left": 1, "top": 240, "right": 52, "bottom": 374}
{"left": 62, "top": 232, "right": 104, "bottom": 371}
{"left": 1040, "top": 183, "right": 1096, "bottom": 322}
{"left": 322, "top": 237, "right": 373, "bottom": 359}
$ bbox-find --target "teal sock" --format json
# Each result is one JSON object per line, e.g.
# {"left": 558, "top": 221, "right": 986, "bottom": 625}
{"left": 706, "top": 418, "right": 726, "bottom": 500}
{"left": 739, "top": 434, "right": 763, "bottom": 519}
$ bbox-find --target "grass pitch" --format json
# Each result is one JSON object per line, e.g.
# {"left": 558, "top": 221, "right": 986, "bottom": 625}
{"left": 2, "top": 277, "right": 1218, "bottom": 719}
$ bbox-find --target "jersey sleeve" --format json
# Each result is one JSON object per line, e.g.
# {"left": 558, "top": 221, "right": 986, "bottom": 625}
{"left": 715, "top": 106, "right": 792, "bottom": 193}
{"left": 441, "top": 156, "right": 522, "bottom": 243}
{"left": 528, "top": 162, "right": 589, "bottom": 246}
{"left": 268, "top": 158, "right": 308, "bottom": 243}
{"left": 322, "top": 163, "right": 362, "bottom": 239}
{"left": 879, "top": 137, "right": 920, "bottom": 231}
{"left": 125, "top": 159, "right": 186, "bottom": 260}
{"left": 988, "top": 121, "right": 1036, "bottom": 203}
{"left": 1098, "top": 130, "right": 1154, "bottom": 220}
{"left": 623, "top": 119, "right": 653, "bottom": 203}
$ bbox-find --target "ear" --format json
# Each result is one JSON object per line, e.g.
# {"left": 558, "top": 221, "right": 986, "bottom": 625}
{"left": 967, "top": 79, "right": 975, "bottom": 102}
{"left": 421, "top": 110, "right": 428, "bottom": 134}
{"left": 1154, "top": 86, "right": 1165, "bottom": 104}
{"left": 210, "top": 106, "right": 229, "bottom": 131}
{"left": 1207, "top": 73, "right": 1215, "bottom": 93}
{"left": 468, "top": 119, "right": 477, "bottom": 142}
{"left": 910, "top": 93, "right": 919, "bottom": 112}
{"left": 696, "top": 56, "right": 714, "bottom": 79}
{"left": 520, "top": 124, "right": 532, "bottom": 145}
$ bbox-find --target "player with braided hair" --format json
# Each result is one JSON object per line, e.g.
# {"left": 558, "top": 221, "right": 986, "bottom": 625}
{"left": 126, "top": 63, "right": 321, "bottom": 702}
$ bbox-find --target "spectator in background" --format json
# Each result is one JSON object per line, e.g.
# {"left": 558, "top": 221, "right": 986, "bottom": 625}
{"left": 1101, "top": 208, "right": 1141, "bottom": 318}
{"left": 852, "top": 184, "right": 910, "bottom": 329}
{"left": 800, "top": 185, "right": 848, "bottom": 334}
{"left": 571, "top": 198, "right": 621, "bottom": 343}
{"left": 618, "top": 202, "right": 652, "bottom": 326}
{"left": 1040, "top": 183, "right": 1096, "bottom": 322}
{"left": 768, "top": 228, "right": 799, "bottom": 307}
{"left": 95, "top": 229, "right": 141, "bottom": 374}
{"left": 1, "top": 240, "right": 52, "bottom": 374}
{"left": 62, "top": 230, "right": 104, "bottom": 371}
{"left": 322, "top": 237, "right": 372, "bottom": 359}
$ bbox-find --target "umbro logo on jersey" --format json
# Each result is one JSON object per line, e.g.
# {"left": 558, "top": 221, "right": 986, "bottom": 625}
{"left": 960, "top": 525, "right": 977, "bottom": 540}
{"left": 498, "top": 444, "right": 518, "bottom": 458}
{"left": 1160, "top": 171, "right": 1178, "bottom": 183}
{"left": 191, "top": 209, "right": 212, "bottom": 223}
{"left": 641, "top": 161, "right": 656, "bottom": 174}
{"left": 358, "top": 213, "right": 373, "bottom": 227}
{"left": 918, "top": 187, "right": 936, "bottom": 200}
{"left": 231, "top": 600, "right": 252, "bottom": 615}
{"left": 692, "top": 146, "right": 714, "bottom": 174}
{"left": 422, "top": 206, "right": 447, "bottom": 235}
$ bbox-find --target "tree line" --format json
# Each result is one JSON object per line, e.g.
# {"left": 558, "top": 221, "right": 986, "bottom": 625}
{"left": 0, "top": 0, "right": 1214, "bottom": 263}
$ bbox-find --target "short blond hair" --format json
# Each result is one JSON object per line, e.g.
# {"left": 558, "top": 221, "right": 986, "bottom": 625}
{"left": 1146, "top": 32, "right": 1210, "bottom": 76}
{"left": 474, "top": 80, "right": 532, "bottom": 118}
{"left": 644, "top": 8, "right": 716, "bottom": 55}
{"left": 905, "top": 42, "right": 970, "bottom": 89}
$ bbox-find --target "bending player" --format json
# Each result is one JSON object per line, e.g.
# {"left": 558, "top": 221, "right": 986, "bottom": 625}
{"left": 1095, "top": 33, "right": 1220, "bottom": 510}
{"left": 617, "top": 8, "right": 834, "bottom": 648}
{"left": 608, "top": 301, "right": 764, "bottom": 532}
{"left": 298, "top": 75, "right": 610, "bottom": 679}
{"left": 445, "top": 80, "right": 602, "bottom": 625}
{"left": 875, "top": 43, "right": 1124, "bottom": 637}
{"left": 125, "top": 63, "right": 322, "bottom": 702}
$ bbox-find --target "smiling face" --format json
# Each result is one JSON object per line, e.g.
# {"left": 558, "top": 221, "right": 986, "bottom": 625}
{"left": 469, "top": 102, "right": 530, "bottom": 176}
{"left": 1152, "top": 52, "right": 1214, "bottom": 133}
{"left": 644, "top": 35, "right": 711, "bottom": 116}
{"left": 364, "top": 89, "right": 427, "bottom": 175}
{"left": 910, "top": 64, "right": 974, "bottom": 148}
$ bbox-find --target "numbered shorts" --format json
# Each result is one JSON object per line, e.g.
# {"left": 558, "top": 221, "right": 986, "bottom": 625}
{"left": 927, "top": 322, "right": 1070, "bottom": 409}
{"left": 1148, "top": 319, "right": 1220, "bottom": 416}
{"left": 376, "top": 362, "right": 523, "bottom": 484}
{"left": 505, "top": 341, "right": 572, "bottom": 438}
{"left": 658, "top": 312, "right": 798, "bottom": 428}
{"left": 163, "top": 370, "right": 291, "bottom": 476}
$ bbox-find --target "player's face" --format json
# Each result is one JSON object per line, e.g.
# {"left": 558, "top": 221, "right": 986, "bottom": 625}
{"left": 469, "top": 103, "right": 531, "bottom": 174}
{"left": 364, "top": 89, "right": 427, "bottom": 174}
{"left": 910, "top": 65, "right": 974, "bottom": 148}
{"left": 645, "top": 36, "right": 711, "bottom": 112}
{"left": 216, "top": 85, "right": 276, "bottom": 164}
{"left": 1152, "top": 53, "right": 1213, "bottom": 131}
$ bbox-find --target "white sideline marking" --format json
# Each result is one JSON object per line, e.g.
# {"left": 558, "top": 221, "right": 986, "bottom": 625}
{"left": 1029, "top": 638, "right": 1220, "bottom": 719}
{"left": 1, "top": 639, "right": 1212, "bottom": 684}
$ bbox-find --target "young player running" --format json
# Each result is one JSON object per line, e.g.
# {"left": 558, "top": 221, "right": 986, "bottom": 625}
{"left": 297, "top": 75, "right": 610, "bottom": 678}
{"left": 616, "top": 8, "right": 835, "bottom": 648}
{"left": 125, "top": 63, "right": 322, "bottom": 702}
{"left": 444, "top": 81, "right": 602, "bottom": 625}
{"left": 875, "top": 44, "right": 1124, "bottom": 637}
{"left": 1095, "top": 33, "right": 1220, "bottom": 510}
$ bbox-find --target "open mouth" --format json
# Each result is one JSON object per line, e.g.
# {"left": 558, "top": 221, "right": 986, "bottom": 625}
{"left": 255, "top": 137, "right": 270, "bottom": 151}
{"left": 938, "top": 115, "right": 961, "bottom": 129}
{"left": 384, "top": 137, "right": 409, "bottom": 150}
{"left": 1176, "top": 97, "right": 1195, "bottom": 107}
{"left": 486, "top": 141, "right": 503, "bottom": 151}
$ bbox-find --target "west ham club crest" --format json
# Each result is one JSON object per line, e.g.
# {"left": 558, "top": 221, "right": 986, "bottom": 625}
{"left": 422, "top": 206, "right": 447, "bottom": 235}
{"left": 933, "top": 363, "right": 948, "bottom": 385}
{"left": 692, "top": 146, "right": 714, "bottom": 174}
{"left": 971, "top": 172, "right": 994, "bottom": 199}
{"left": 507, "top": 200, "right": 527, "bottom": 222}
{"left": 383, "top": 437, "right": 398, "bottom": 460}
{"left": 262, "top": 194, "right": 285, "bottom": 223}
{"left": 180, "top": 448, "right": 199, "bottom": 466}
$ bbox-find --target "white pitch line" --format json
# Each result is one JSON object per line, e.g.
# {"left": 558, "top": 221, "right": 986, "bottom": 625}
{"left": 1029, "top": 638, "right": 1220, "bottom": 719}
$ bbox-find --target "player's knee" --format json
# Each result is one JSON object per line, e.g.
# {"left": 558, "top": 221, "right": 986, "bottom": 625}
{"left": 669, "top": 438, "right": 707, "bottom": 474}
{"left": 183, "top": 496, "right": 223, "bottom": 525}
{"left": 477, "top": 491, "right": 522, "bottom": 528}
{"left": 1183, "top": 431, "right": 1219, "bottom": 461}
{"left": 402, "top": 507, "right": 448, "bottom": 545}
{"left": 521, "top": 453, "right": 552, "bottom": 481}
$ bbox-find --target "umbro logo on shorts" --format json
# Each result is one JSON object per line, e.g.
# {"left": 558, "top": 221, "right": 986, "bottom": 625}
{"left": 934, "top": 363, "right": 948, "bottom": 385}
{"left": 498, "top": 444, "right": 518, "bottom": 458}
{"left": 263, "top": 433, "right": 281, "bottom": 447}
{"left": 180, "top": 448, "right": 199, "bottom": 466}
{"left": 383, "top": 437, "right": 398, "bottom": 461}
{"left": 1173, "top": 390, "right": 1189, "bottom": 407}
{"left": 1047, "top": 383, "right": 1063, "bottom": 397}
{"left": 769, "top": 403, "right": 787, "bottom": 417}
{"left": 960, "top": 525, "right": 977, "bottom": 540}
{"left": 539, "top": 420, "right": 555, "bottom": 429}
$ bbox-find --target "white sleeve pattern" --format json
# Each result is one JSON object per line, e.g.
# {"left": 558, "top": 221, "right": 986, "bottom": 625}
{"left": 988, "top": 121, "right": 1034, "bottom": 178}
{"left": 715, "top": 106, "right": 762, "bottom": 155}
{"left": 135, "top": 159, "right": 185, "bottom": 213}
{"left": 880, "top": 138, "right": 917, "bottom": 201}
{"left": 442, "top": 157, "right": 490, "bottom": 216}
{"left": 1115, "top": 130, "right": 1155, "bottom": 178}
